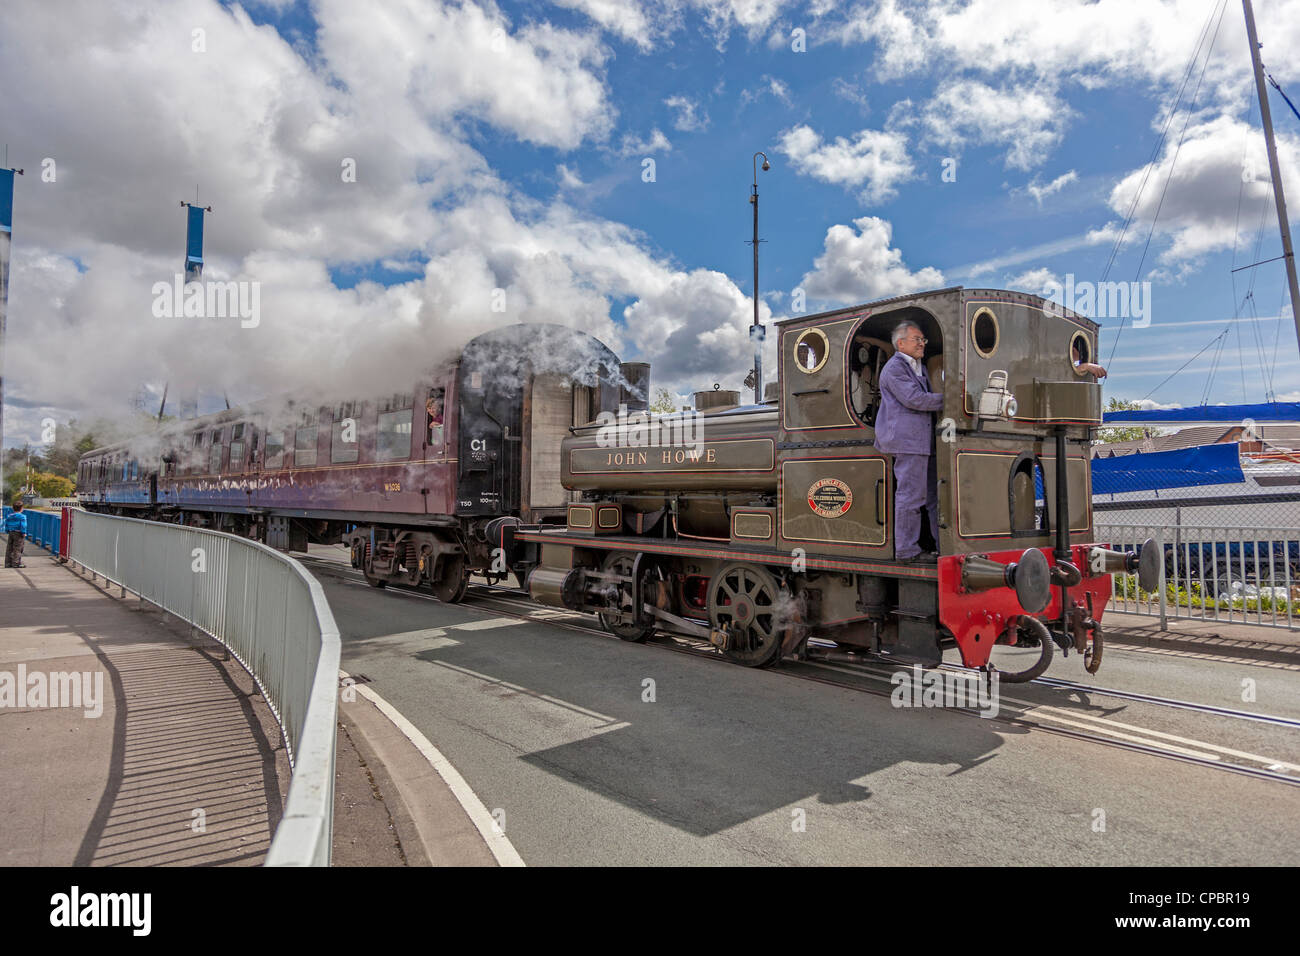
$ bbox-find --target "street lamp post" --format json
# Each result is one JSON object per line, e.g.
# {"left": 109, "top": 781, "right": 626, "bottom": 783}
{"left": 749, "top": 152, "right": 770, "bottom": 405}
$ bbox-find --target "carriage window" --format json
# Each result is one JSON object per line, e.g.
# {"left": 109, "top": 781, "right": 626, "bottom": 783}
{"left": 377, "top": 409, "right": 412, "bottom": 461}
{"left": 971, "top": 307, "right": 999, "bottom": 358}
{"left": 295, "top": 422, "right": 319, "bottom": 467}
{"left": 331, "top": 401, "right": 360, "bottom": 463}
{"left": 426, "top": 388, "right": 446, "bottom": 447}
{"left": 794, "top": 328, "right": 830, "bottom": 373}
{"left": 264, "top": 428, "right": 284, "bottom": 470}
{"left": 209, "top": 439, "right": 223, "bottom": 475}
{"left": 229, "top": 440, "right": 244, "bottom": 469}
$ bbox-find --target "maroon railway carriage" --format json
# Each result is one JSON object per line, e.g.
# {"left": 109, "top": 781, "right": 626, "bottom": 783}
{"left": 78, "top": 324, "right": 640, "bottom": 600}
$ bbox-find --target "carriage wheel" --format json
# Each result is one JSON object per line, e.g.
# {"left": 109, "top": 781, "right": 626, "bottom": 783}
{"left": 429, "top": 552, "right": 469, "bottom": 603}
{"left": 597, "top": 551, "right": 655, "bottom": 642}
{"left": 707, "top": 562, "right": 785, "bottom": 668}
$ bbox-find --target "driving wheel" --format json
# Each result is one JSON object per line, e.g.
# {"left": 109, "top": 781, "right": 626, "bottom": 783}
{"left": 707, "top": 562, "right": 785, "bottom": 667}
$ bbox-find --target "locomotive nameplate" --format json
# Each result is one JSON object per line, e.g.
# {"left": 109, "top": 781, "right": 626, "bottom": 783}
{"left": 569, "top": 438, "right": 775, "bottom": 475}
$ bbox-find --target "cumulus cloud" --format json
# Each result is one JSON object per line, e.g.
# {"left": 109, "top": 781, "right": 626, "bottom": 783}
{"left": 777, "top": 125, "right": 915, "bottom": 203}
{"left": 0, "top": 0, "right": 763, "bottom": 446}
{"left": 920, "top": 79, "right": 1072, "bottom": 171}
{"left": 1105, "top": 114, "right": 1300, "bottom": 264}
{"left": 799, "top": 216, "right": 945, "bottom": 305}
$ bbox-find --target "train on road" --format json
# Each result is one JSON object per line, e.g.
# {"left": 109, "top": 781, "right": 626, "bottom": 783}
{"left": 79, "top": 288, "right": 1158, "bottom": 681}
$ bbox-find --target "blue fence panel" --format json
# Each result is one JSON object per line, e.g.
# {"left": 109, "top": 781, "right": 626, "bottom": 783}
{"left": 2, "top": 506, "right": 61, "bottom": 556}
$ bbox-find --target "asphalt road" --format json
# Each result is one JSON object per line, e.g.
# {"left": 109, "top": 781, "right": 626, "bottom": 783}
{"left": 305, "top": 546, "right": 1300, "bottom": 866}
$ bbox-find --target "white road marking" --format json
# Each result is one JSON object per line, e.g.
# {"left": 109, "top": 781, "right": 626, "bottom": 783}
{"left": 348, "top": 678, "right": 526, "bottom": 867}
{"left": 446, "top": 617, "right": 528, "bottom": 631}
{"left": 801, "top": 659, "right": 1298, "bottom": 771}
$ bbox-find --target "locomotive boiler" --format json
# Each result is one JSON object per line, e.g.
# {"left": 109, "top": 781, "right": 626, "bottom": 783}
{"left": 514, "top": 287, "right": 1160, "bottom": 680}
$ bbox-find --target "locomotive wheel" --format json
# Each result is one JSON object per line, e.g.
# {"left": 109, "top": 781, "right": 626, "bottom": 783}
{"left": 992, "top": 615, "right": 1053, "bottom": 683}
{"left": 597, "top": 552, "right": 655, "bottom": 642}
{"left": 430, "top": 553, "right": 469, "bottom": 603}
{"left": 708, "top": 562, "right": 784, "bottom": 668}
{"left": 363, "top": 569, "right": 388, "bottom": 589}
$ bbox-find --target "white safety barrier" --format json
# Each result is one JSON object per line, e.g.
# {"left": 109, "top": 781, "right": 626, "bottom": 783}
{"left": 67, "top": 511, "right": 341, "bottom": 866}
{"left": 1097, "top": 522, "right": 1300, "bottom": 631}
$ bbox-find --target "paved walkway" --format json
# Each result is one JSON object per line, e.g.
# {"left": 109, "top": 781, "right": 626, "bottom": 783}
{"left": 0, "top": 550, "right": 497, "bottom": 866}
{"left": 1104, "top": 607, "right": 1300, "bottom": 666}
{"left": 0, "top": 555, "right": 293, "bottom": 865}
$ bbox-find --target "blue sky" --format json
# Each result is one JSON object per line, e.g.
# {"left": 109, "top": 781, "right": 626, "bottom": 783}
{"left": 2, "top": 0, "right": 1300, "bottom": 448}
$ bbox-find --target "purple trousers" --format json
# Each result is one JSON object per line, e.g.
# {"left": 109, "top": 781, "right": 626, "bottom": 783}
{"left": 893, "top": 453, "right": 939, "bottom": 559}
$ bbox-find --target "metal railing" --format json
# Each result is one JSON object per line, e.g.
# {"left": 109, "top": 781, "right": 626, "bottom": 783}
{"left": 66, "top": 510, "right": 341, "bottom": 865}
{"left": 2, "top": 506, "right": 62, "bottom": 555}
{"left": 1097, "top": 522, "right": 1300, "bottom": 631}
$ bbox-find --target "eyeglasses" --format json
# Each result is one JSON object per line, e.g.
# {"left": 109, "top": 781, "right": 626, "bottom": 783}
{"left": 904, "top": 335, "right": 927, "bottom": 345}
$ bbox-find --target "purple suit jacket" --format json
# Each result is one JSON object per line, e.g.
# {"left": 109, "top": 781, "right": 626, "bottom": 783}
{"left": 873, "top": 352, "right": 943, "bottom": 456}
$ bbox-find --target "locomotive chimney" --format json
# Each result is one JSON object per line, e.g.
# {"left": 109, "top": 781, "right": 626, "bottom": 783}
{"left": 619, "top": 362, "right": 651, "bottom": 411}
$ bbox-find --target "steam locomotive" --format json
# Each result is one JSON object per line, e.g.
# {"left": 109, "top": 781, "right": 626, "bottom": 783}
{"left": 78, "top": 288, "right": 1158, "bottom": 681}
{"left": 509, "top": 286, "right": 1159, "bottom": 681}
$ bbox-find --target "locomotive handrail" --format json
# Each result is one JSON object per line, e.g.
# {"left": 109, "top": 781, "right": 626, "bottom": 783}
{"left": 65, "top": 510, "right": 341, "bottom": 866}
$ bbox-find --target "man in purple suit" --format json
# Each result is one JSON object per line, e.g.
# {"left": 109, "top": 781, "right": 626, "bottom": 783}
{"left": 873, "top": 321, "right": 943, "bottom": 563}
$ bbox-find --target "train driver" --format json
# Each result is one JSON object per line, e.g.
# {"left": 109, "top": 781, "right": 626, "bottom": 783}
{"left": 874, "top": 321, "right": 943, "bottom": 564}
{"left": 1072, "top": 337, "right": 1108, "bottom": 378}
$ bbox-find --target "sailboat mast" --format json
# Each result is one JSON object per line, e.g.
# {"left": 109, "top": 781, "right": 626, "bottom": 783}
{"left": 1243, "top": 0, "right": 1300, "bottom": 355}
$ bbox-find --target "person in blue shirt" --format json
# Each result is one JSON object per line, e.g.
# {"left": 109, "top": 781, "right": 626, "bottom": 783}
{"left": 4, "top": 502, "right": 28, "bottom": 568}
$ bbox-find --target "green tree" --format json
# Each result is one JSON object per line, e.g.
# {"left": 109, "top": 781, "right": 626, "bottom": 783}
{"left": 649, "top": 387, "right": 677, "bottom": 415}
{"left": 1096, "top": 398, "right": 1152, "bottom": 444}
{"left": 32, "top": 472, "right": 75, "bottom": 499}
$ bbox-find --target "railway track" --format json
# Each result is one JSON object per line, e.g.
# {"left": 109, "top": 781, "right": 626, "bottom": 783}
{"left": 299, "top": 554, "right": 1300, "bottom": 788}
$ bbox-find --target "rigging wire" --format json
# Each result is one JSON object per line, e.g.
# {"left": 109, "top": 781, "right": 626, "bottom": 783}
{"left": 1146, "top": 327, "right": 1232, "bottom": 401}
{"left": 1105, "top": 0, "right": 1228, "bottom": 369}
{"left": 1266, "top": 70, "right": 1300, "bottom": 126}
{"left": 1100, "top": 1, "right": 1221, "bottom": 283}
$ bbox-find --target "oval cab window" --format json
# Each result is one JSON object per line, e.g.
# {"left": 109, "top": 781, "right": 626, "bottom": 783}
{"left": 971, "top": 307, "right": 999, "bottom": 358}
{"left": 1070, "top": 331, "right": 1093, "bottom": 377}
{"left": 794, "top": 328, "right": 830, "bottom": 374}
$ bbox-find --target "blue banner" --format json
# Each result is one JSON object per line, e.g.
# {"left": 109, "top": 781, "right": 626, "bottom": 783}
{"left": 1103, "top": 402, "right": 1300, "bottom": 424}
{"left": 184, "top": 204, "right": 205, "bottom": 276}
{"left": 1091, "top": 442, "right": 1244, "bottom": 495}
{"left": 0, "top": 167, "right": 14, "bottom": 232}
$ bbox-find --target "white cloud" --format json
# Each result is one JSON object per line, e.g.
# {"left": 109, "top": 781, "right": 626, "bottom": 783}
{"left": 1106, "top": 114, "right": 1300, "bottom": 264}
{"left": 1025, "top": 170, "right": 1079, "bottom": 206}
{"left": 777, "top": 125, "right": 915, "bottom": 203}
{"left": 740, "top": 75, "right": 792, "bottom": 107}
{"left": 0, "top": 0, "right": 768, "bottom": 446}
{"left": 617, "top": 127, "right": 674, "bottom": 156}
{"left": 664, "top": 95, "right": 710, "bottom": 132}
{"left": 557, "top": 164, "right": 587, "bottom": 188}
{"left": 553, "top": 0, "right": 657, "bottom": 50}
{"left": 1004, "top": 268, "right": 1060, "bottom": 294}
{"left": 800, "top": 216, "right": 945, "bottom": 305}
{"left": 921, "top": 79, "right": 1072, "bottom": 171}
